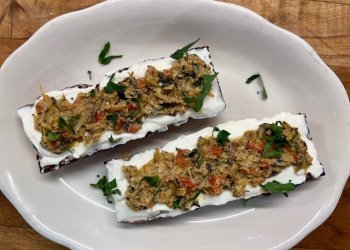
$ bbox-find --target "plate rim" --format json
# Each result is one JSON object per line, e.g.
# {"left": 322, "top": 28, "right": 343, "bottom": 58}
{"left": 0, "top": 0, "right": 349, "bottom": 249}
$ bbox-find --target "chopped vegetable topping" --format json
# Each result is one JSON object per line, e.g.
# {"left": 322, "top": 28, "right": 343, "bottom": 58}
{"left": 123, "top": 121, "right": 312, "bottom": 211}
{"left": 108, "top": 135, "right": 120, "bottom": 143}
{"left": 34, "top": 53, "right": 214, "bottom": 153}
{"left": 260, "top": 180, "right": 296, "bottom": 197}
{"left": 170, "top": 38, "right": 200, "bottom": 60}
{"left": 98, "top": 42, "right": 122, "bottom": 65}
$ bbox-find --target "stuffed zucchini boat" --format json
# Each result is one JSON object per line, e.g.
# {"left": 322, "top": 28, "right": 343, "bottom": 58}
{"left": 105, "top": 112, "right": 324, "bottom": 223}
{"left": 18, "top": 46, "right": 225, "bottom": 173}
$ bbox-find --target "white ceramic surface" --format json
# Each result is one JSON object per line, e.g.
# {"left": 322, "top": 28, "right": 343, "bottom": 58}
{"left": 0, "top": 0, "right": 349, "bottom": 249}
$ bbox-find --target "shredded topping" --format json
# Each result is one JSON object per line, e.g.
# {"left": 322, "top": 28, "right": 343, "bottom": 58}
{"left": 34, "top": 54, "right": 214, "bottom": 153}
{"left": 123, "top": 122, "right": 312, "bottom": 211}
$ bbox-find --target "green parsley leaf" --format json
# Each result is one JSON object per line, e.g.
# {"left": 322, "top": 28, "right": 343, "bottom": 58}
{"left": 216, "top": 129, "right": 231, "bottom": 145}
{"left": 263, "top": 142, "right": 282, "bottom": 158}
{"left": 108, "top": 134, "right": 121, "bottom": 143}
{"left": 132, "top": 97, "right": 142, "bottom": 116}
{"left": 90, "top": 176, "right": 120, "bottom": 195}
{"left": 98, "top": 42, "right": 122, "bottom": 65}
{"left": 87, "top": 70, "right": 92, "bottom": 80}
{"left": 170, "top": 38, "right": 200, "bottom": 60}
{"left": 58, "top": 117, "right": 75, "bottom": 133}
{"left": 104, "top": 73, "right": 127, "bottom": 94}
{"left": 172, "top": 198, "right": 181, "bottom": 209}
{"left": 106, "top": 113, "right": 118, "bottom": 124}
{"left": 90, "top": 176, "right": 121, "bottom": 201}
{"left": 141, "top": 176, "right": 160, "bottom": 187}
{"left": 245, "top": 73, "right": 268, "bottom": 100}
{"left": 245, "top": 73, "right": 260, "bottom": 84}
{"left": 260, "top": 180, "right": 295, "bottom": 197}
{"left": 47, "top": 130, "right": 60, "bottom": 141}
{"left": 184, "top": 72, "right": 218, "bottom": 112}
{"left": 89, "top": 89, "right": 96, "bottom": 97}
{"left": 212, "top": 126, "right": 220, "bottom": 136}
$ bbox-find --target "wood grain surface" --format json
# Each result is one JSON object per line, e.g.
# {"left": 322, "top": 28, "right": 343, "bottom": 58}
{"left": 0, "top": 0, "right": 349, "bottom": 249}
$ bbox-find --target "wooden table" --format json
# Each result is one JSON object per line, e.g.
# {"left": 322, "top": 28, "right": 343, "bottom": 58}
{"left": 0, "top": 0, "right": 349, "bottom": 249}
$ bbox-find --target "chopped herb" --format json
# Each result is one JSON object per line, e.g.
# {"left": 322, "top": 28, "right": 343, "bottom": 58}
{"left": 212, "top": 127, "right": 220, "bottom": 136}
{"left": 184, "top": 72, "right": 218, "bottom": 112}
{"left": 172, "top": 198, "right": 181, "bottom": 209}
{"left": 263, "top": 142, "right": 282, "bottom": 158}
{"left": 104, "top": 73, "right": 127, "bottom": 94}
{"left": 245, "top": 73, "right": 260, "bottom": 84}
{"left": 47, "top": 131, "right": 60, "bottom": 141}
{"left": 108, "top": 134, "right": 120, "bottom": 143}
{"left": 260, "top": 180, "right": 295, "bottom": 197}
{"left": 245, "top": 73, "right": 268, "bottom": 100}
{"left": 106, "top": 113, "right": 118, "bottom": 124}
{"left": 263, "top": 121, "right": 287, "bottom": 158}
{"left": 90, "top": 176, "right": 121, "bottom": 202}
{"left": 89, "top": 89, "right": 96, "bottom": 97}
{"left": 170, "top": 38, "right": 200, "bottom": 60}
{"left": 58, "top": 117, "right": 74, "bottom": 132}
{"left": 216, "top": 129, "right": 231, "bottom": 145}
{"left": 140, "top": 176, "right": 160, "bottom": 187}
{"left": 132, "top": 97, "right": 141, "bottom": 116}
{"left": 98, "top": 42, "right": 122, "bottom": 65}
{"left": 87, "top": 70, "right": 92, "bottom": 80}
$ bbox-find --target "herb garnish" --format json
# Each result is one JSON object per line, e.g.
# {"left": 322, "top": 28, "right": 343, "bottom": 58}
{"left": 47, "top": 130, "right": 60, "bottom": 141}
{"left": 89, "top": 89, "right": 96, "bottom": 97}
{"left": 106, "top": 113, "right": 118, "bottom": 124}
{"left": 170, "top": 38, "right": 200, "bottom": 60}
{"left": 90, "top": 176, "right": 121, "bottom": 202}
{"left": 260, "top": 180, "right": 295, "bottom": 197}
{"left": 245, "top": 73, "right": 268, "bottom": 100}
{"left": 104, "top": 73, "right": 127, "bottom": 94}
{"left": 263, "top": 121, "right": 287, "bottom": 158}
{"left": 108, "top": 134, "right": 120, "bottom": 143}
{"left": 212, "top": 127, "right": 230, "bottom": 145}
{"left": 87, "top": 70, "right": 92, "bottom": 80}
{"left": 172, "top": 198, "right": 181, "bottom": 209}
{"left": 184, "top": 72, "right": 218, "bottom": 112}
{"left": 58, "top": 117, "right": 74, "bottom": 133}
{"left": 98, "top": 42, "right": 122, "bottom": 65}
{"left": 140, "top": 176, "right": 160, "bottom": 187}
{"left": 132, "top": 97, "right": 141, "bottom": 116}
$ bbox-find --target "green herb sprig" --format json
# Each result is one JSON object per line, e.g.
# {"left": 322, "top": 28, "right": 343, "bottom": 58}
{"left": 47, "top": 130, "right": 60, "bottom": 141}
{"left": 90, "top": 176, "right": 121, "bottom": 202}
{"left": 263, "top": 121, "right": 287, "bottom": 158}
{"left": 184, "top": 72, "right": 218, "bottom": 112}
{"left": 170, "top": 38, "right": 200, "bottom": 60}
{"left": 98, "top": 42, "right": 122, "bottom": 65}
{"left": 140, "top": 176, "right": 160, "bottom": 187}
{"left": 104, "top": 73, "right": 127, "bottom": 94}
{"left": 245, "top": 73, "right": 268, "bottom": 100}
{"left": 108, "top": 134, "right": 121, "bottom": 143}
{"left": 213, "top": 127, "right": 231, "bottom": 145}
{"left": 260, "top": 180, "right": 296, "bottom": 197}
{"left": 106, "top": 113, "right": 118, "bottom": 125}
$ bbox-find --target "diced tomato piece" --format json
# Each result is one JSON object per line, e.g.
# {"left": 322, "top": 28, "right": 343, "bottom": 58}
{"left": 247, "top": 141, "right": 264, "bottom": 152}
{"left": 117, "top": 119, "right": 125, "bottom": 130}
{"left": 138, "top": 78, "right": 146, "bottom": 88}
{"left": 94, "top": 111, "right": 105, "bottom": 122}
{"left": 179, "top": 176, "right": 196, "bottom": 191}
{"left": 163, "top": 69, "right": 173, "bottom": 78}
{"left": 128, "top": 124, "right": 140, "bottom": 133}
{"left": 35, "top": 102, "right": 44, "bottom": 113}
{"left": 259, "top": 160, "right": 270, "bottom": 170}
{"left": 206, "top": 145, "right": 223, "bottom": 156}
{"left": 175, "top": 150, "right": 187, "bottom": 168}
{"left": 208, "top": 175, "right": 225, "bottom": 187}
{"left": 128, "top": 103, "right": 136, "bottom": 111}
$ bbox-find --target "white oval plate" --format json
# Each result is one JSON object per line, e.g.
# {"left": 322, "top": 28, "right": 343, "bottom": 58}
{"left": 0, "top": 0, "right": 349, "bottom": 249}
